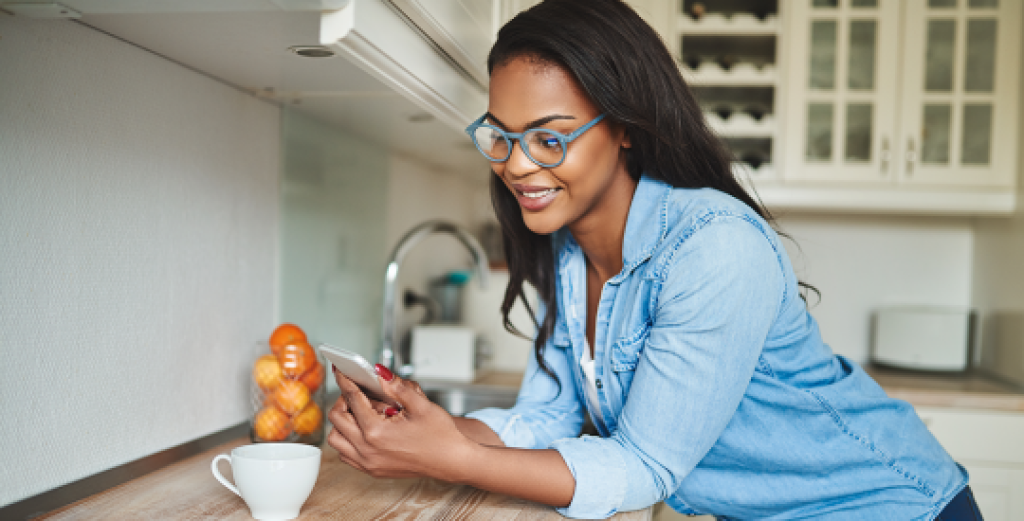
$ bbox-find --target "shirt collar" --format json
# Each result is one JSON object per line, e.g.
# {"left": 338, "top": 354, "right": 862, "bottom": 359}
{"left": 616, "top": 175, "right": 669, "bottom": 281}
{"left": 555, "top": 174, "right": 670, "bottom": 283}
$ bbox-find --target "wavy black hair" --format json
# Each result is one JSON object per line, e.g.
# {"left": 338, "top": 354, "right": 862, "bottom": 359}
{"left": 489, "top": 0, "right": 805, "bottom": 383}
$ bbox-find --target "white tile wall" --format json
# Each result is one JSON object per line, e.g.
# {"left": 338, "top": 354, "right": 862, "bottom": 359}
{"left": 776, "top": 214, "right": 975, "bottom": 364}
{"left": 278, "top": 108, "right": 389, "bottom": 364}
{"left": 0, "top": 16, "right": 279, "bottom": 506}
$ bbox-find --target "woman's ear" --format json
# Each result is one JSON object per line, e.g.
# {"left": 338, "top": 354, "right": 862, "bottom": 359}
{"left": 617, "top": 125, "right": 632, "bottom": 149}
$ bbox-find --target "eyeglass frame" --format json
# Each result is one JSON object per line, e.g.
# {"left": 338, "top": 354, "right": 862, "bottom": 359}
{"left": 464, "top": 113, "right": 607, "bottom": 168}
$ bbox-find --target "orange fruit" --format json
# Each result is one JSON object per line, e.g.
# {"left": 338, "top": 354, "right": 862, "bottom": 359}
{"left": 299, "top": 361, "right": 325, "bottom": 393}
{"left": 252, "top": 354, "right": 284, "bottom": 392}
{"left": 271, "top": 379, "right": 311, "bottom": 416}
{"left": 269, "top": 323, "right": 306, "bottom": 356}
{"left": 277, "top": 341, "right": 317, "bottom": 379}
{"left": 254, "top": 406, "right": 291, "bottom": 441}
{"left": 293, "top": 402, "right": 323, "bottom": 435}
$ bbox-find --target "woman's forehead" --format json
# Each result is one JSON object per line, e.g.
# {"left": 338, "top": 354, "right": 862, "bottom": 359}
{"left": 487, "top": 57, "right": 595, "bottom": 127}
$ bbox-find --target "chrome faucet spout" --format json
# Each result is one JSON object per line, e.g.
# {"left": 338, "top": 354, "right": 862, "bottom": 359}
{"left": 380, "top": 220, "right": 490, "bottom": 372}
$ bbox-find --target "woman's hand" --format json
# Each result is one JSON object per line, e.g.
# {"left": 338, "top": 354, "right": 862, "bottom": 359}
{"left": 326, "top": 366, "right": 477, "bottom": 482}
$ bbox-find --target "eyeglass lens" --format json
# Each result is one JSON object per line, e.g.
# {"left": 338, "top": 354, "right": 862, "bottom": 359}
{"left": 473, "top": 127, "right": 566, "bottom": 166}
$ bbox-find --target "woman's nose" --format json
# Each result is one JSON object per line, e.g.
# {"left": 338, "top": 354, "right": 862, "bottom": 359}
{"left": 505, "top": 139, "right": 540, "bottom": 180}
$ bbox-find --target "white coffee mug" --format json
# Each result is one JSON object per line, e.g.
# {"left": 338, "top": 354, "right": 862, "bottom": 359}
{"left": 211, "top": 443, "right": 321, "bottom": 520}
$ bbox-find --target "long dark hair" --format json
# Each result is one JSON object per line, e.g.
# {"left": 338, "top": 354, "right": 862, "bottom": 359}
{"left": 490, "top": 0, "right": 797, "bottom": 382}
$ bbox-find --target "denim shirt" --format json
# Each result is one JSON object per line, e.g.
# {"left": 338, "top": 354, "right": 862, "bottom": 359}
{"left": 466, "top": 176, "right": 967, "bottom": 520}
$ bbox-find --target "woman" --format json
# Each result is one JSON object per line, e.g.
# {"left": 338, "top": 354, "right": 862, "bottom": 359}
{"left": 326, "top": 1, "right": 980, "bottom": 519}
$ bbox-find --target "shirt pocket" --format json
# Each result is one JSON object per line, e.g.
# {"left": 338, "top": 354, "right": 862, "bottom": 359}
{"left": 610, "top": 321, "right": 651, "bottom": 372}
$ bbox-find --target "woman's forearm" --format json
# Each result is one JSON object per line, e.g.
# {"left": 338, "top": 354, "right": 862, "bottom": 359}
{"left": 453, "top": 417, "right": 504, "bottom": 447}
{"left": 449, "top": 443, "right": 576, "bottom": 508}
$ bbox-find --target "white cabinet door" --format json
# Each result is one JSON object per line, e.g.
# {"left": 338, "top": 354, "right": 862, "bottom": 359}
{"left": 783, "top": 0, "right": 900, "bottom": 183}
{"left": 388, "top": 0, "right": 499, "bottom": 88}
{"left": 958, "top": 463, "right": 1024, "bottom": 521}
{"left": 898, "top": 0, "right": 1021, "bottom": 187}
{"left": 321, "top": 0, "right": 489, "bottom": 131}
{"left": 915, "top": 407, "right": 1024, "bottom": 521}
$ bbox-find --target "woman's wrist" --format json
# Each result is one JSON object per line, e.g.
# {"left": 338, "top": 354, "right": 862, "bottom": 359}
{"left": 435, "top": 435, "right": 489, "bottom": 484}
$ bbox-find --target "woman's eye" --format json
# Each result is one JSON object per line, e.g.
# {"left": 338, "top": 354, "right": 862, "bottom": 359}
{"left": 533, "top": 132, "right": 560, "bottom": 149}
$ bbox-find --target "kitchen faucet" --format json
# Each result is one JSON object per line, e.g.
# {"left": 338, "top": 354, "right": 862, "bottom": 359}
{"left": 381, "top": 220, "right": 489, "bottom": 376}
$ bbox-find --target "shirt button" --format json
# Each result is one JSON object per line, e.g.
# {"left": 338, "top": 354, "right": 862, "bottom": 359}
{"left": 596, "top": 379, "right": 603, "bottom": 389}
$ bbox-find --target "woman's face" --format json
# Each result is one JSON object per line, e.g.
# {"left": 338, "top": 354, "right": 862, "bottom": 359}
{"left": 487, "top": 57, "right": 632, "bottom": 236}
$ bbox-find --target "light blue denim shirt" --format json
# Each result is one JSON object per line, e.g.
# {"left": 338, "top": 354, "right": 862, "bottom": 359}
{"left": 467, "top": 176, "right": 967, "bottom": 520}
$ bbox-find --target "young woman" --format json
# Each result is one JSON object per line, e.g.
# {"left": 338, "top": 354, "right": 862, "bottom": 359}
{"left": 327, "top": 1, "right": 981, "bottom": 519}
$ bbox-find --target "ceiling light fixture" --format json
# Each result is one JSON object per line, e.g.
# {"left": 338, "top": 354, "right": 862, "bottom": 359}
{"left": 288, "top": 45, "right": 335, "bottom": 58}
{"left": 408, "top": 112, "right": 435, "bottom": 123}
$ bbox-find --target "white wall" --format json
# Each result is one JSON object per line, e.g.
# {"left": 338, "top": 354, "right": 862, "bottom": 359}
{"left": 384, "top": 156, "right": 489, "bottom": 348}
{"left": 0, "top": 16, "right": 279, "bottom": 507}
{"left": 381, "top": 163, "right": 538, "bottom": 374}
{"left": 776, "top": 214, "right": 974, "bottom": 364}
{"left": 970, "top": 89, "right": 1024, "bottom": 383}
{"left": 278, "top": 109, "right": 389, "bottom": 363}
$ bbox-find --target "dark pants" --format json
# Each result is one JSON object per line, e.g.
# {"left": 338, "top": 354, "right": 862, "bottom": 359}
{"left": 936, "top": 486, "right": 983, "bottom": 521}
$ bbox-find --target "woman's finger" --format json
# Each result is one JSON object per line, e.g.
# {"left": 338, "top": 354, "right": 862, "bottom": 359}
{"left": 330, "top": 405, "right": 373, "bottom": 452}
{"left": 327, "top": 428, "right": 367, "bottom": 472}
{"left": 328, "top": 394, "right": 348, "bottom": 419}
{"left": 365, "top": 397, "right": 390, "bottom": 415}
{"left": 375, "top": 365, "right": 435, "bottom": 417}
{"left": 406, "top": 380, "right": 427, "bottom": 398}
{"left": 335, "top": 370, "right": 387, "bottom": 428}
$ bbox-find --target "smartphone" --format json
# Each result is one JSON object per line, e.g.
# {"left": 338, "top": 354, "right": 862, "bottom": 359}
{"left": 318, "top": 344, "right": 400, "bottom": 408}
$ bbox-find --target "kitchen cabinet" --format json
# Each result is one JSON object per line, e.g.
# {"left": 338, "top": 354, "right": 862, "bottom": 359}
{"left": 783, "top": 0, "right": 900, "bottom": 184}
{"left": 678, "top": 0, "right": 782, "bottom": 180}
{"left": 387, "top": 0, "right": 499, "bottom": 88}
{"left": 666, "top": 0, "right": 1023, "bottom": 215}
{"left": 915, "top": 406, "right": 1024, "bottom": 521}
{"left": 897, "top": 0, "right": 1020, "bottom": 188}
{"left": 777, "top": 0, "right": 1020, "bottom": 213}
{"left": 320, "top": 0, "right": 491, "bottom": 131}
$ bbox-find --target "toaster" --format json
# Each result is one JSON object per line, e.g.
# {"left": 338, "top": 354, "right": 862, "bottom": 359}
{"left": 871, "top": 306, "right": 974, "bottom": 372}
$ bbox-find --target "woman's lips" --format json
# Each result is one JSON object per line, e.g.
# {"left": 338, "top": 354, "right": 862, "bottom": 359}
{"left": 513, "top": 184, "right": 561, "bottom": 211}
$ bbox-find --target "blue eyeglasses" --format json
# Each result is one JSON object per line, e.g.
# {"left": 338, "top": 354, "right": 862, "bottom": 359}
{"left": 465, "top": 113, "right": 607, "bottom": 168}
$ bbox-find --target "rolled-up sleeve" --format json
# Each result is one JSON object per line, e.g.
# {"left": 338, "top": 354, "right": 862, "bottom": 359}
{"left": 465, "top": 308, "right": 584, "bottom": 449}
{"left": 551, "top": 216, "right": 786, "bottom": 518}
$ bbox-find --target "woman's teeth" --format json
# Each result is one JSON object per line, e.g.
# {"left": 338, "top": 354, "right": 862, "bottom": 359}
{"left": 521, "top": 188, "right": 559, "bottom": 199}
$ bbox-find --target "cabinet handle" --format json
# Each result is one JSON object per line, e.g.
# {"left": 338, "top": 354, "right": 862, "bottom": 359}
{"left": 905, "top": 138, "right": 917, "bottom": 176}
{"left": 880, "top": 137, "right": 890, "bottom": 175}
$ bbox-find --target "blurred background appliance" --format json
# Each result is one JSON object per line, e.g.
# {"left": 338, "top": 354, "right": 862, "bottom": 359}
{"left": 871, "top": 306, "right": 974, "bottom": 372}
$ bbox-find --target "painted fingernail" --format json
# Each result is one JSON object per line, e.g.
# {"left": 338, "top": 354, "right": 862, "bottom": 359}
{"left": 374, "top": 364, "right": 394, "bottom": 382}
{"left": 384, "top": 407, "right": 399, "bottom": 417}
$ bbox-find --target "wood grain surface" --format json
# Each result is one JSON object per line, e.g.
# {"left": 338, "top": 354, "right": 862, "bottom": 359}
{"left": 40, "top": 437, "right": 651, "bottom": 520}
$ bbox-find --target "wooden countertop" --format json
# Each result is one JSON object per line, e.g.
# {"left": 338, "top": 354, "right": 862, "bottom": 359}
{"left": 865, "top": 365, "right": 1024, "bottom": 413}
{"left": 39, "top": 437, "right": 651, "bottom": 520}
{"left": 476, "top": 368, "right": 1024, "bottom": 413}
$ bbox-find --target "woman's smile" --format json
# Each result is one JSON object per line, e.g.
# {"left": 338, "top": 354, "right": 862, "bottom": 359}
{"left": 513, "top": 184, "right": 562, "bottom": 211}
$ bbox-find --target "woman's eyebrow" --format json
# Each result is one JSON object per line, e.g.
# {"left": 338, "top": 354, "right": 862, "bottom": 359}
{"left": 485, "top": 112, "right": 577, "bottom": 131}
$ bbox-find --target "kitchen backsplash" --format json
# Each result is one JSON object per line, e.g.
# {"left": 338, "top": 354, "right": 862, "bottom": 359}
{"left": 0, "top": 16, "right": 279, "bottom": 507}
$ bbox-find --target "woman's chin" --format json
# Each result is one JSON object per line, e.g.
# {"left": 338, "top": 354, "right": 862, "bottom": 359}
{"left": 521, "top": 212, "right": 563, "bottom": 236}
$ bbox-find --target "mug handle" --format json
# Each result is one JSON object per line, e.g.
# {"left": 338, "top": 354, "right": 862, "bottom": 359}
{"left": 211, "top": 454, "right": 241, "bottom": 497}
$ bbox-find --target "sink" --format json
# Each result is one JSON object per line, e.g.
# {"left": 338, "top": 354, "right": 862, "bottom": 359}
{"left": 419, "top": 382, "right": 519, "bottom": 416}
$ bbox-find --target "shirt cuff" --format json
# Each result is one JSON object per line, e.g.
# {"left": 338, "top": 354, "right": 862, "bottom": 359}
{"left": 463, "top": 407, "right": 537, "bottom": 449}
{"left": 551, "top": 435, "right": 629, "bottom": 519}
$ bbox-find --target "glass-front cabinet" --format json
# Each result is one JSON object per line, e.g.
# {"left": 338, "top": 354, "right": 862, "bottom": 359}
{"left": 899, "top": 0, "right": 1020, "bottom": 187}
{"left": 783, "top": 0, "right": 1019, "bottom": 191}
{"left": 784, "top": 0, "right": 900, "bottom": 183}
